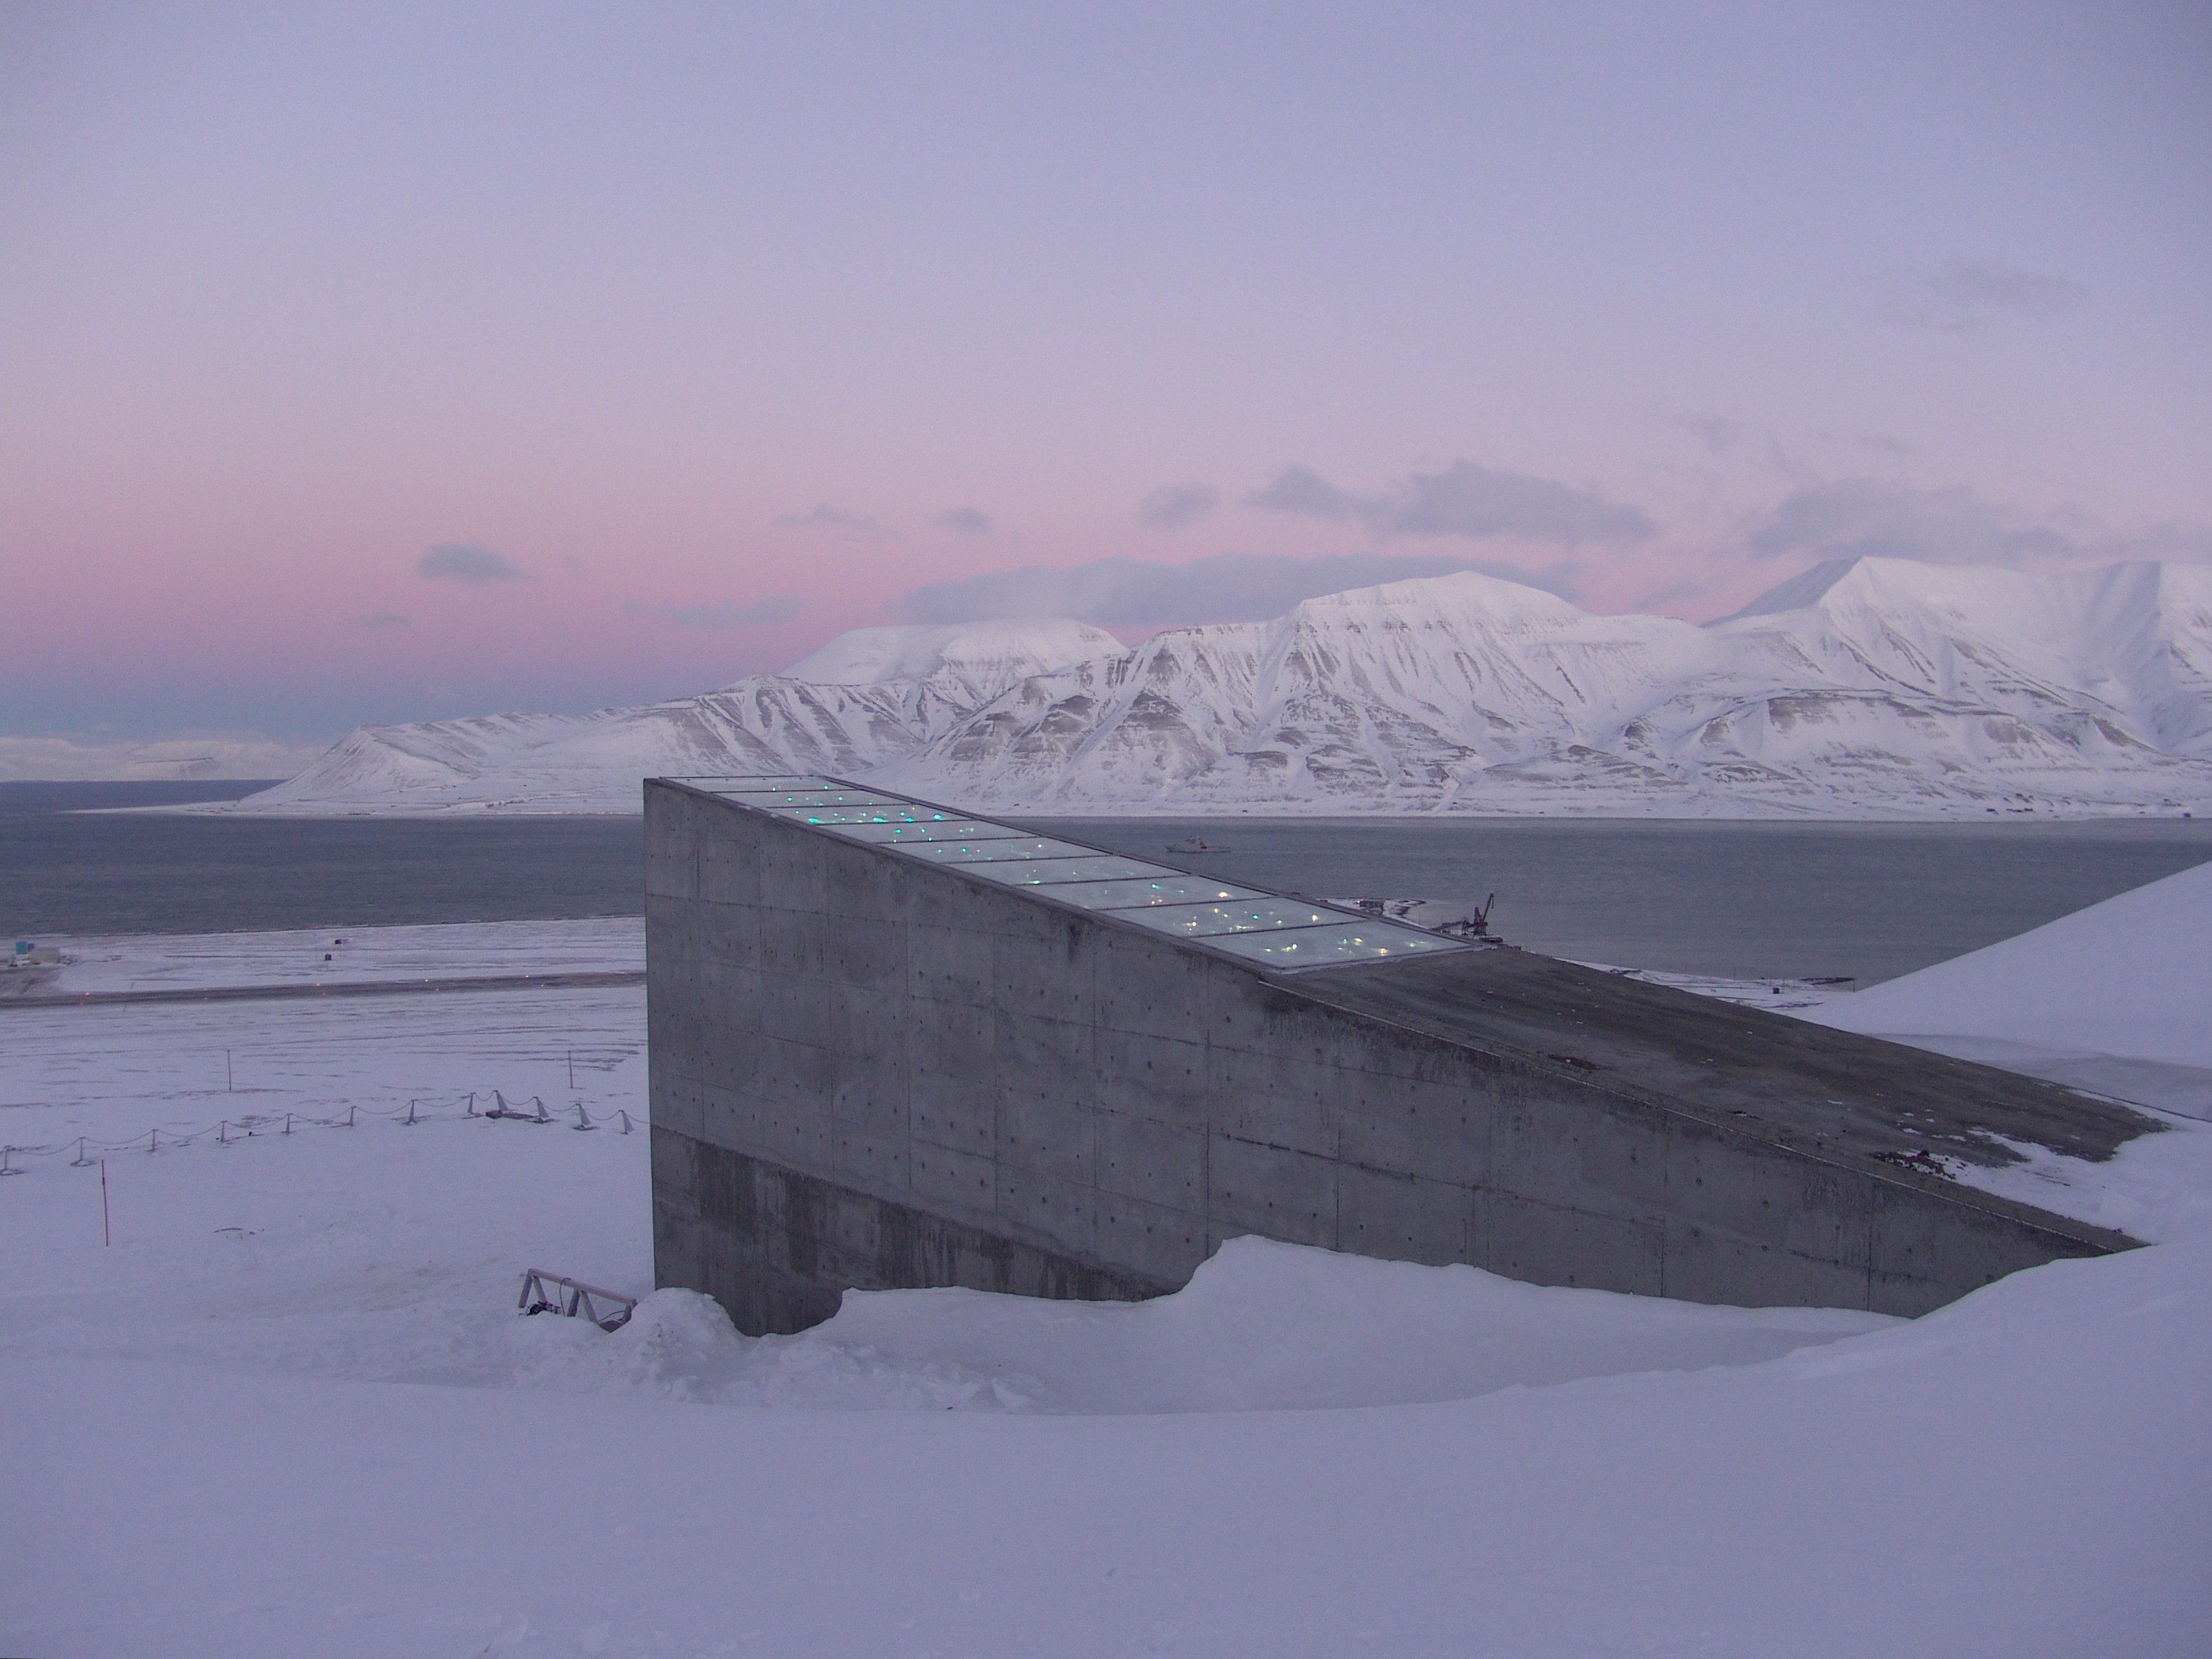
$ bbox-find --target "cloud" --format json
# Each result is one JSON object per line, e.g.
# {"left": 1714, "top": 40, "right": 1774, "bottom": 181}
{"left": 892, "top": 550, "right": 1578, "bottom": 628}
{"left": 356, "top": 611, "right": 410, "bottom": 628}
{"left": 1245, "top": 461, "right": 1655, "bottom": 545}
{"left": 627, "top": 595, "right": 804, "bottom": 629}
{"left": 1877, "top": 258, "right": 2087, "bottom": 334}
{"left": 1747, "top": 479, "right": 2212, "bottom": 568}
{"left": 1750, "top": 480, "right": 2079, "bottom": 566}
{"left": 1393, "top": 461, "right": 1657, "bottom": 543}
{"left": 1245, "top": 464, "right": 1366, "bottom": 522}
{"left": 1137, "top": 483, "right": 1222, "bottom": 531}
{"left": 773, "top": 503, "right": 885, "bottom": 535}
{"left": 932, "top": 507, "right": 995, "bottom": 536}
{"left": 1669, "top": 411, "right": 1753, "bottom": 458}
{"left": 417, "top": 543, "right": 524, "bottom": 583}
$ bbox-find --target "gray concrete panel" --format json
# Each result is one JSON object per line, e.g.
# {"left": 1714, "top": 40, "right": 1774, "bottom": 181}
{"left": 997, "top": 1087, "right": 1099, "bottom": 1185}
{"left": 1091, "top": 1030, "right": 1209, "bottom": 1127}
{"left": 1095, "top": 1188, "right": 1211, "bottom": 1283}
{"left": 643, "top": 799, "right": 701, "bottom": 901}
{"left": 908, "top": 1067, "right": 997, "bottom": 1158}
{"left": 1335, "top": 1083, "right": 1494, "bottom": 1188}
{"left": 911, "top": 1139, "right": 998, "bottom": 1218}
{"left": 905, "top": 921, "right": 996, "bottom": 1006}
{"left": 1095, "top": 1110, "right": 1207, "bottom": 1211}
{"left": 1481, "top": 1190, "right": 1667, "bottom": 1296}
{"left": 1338, "top": 1166, "right": 1473, "bottom": 1268}
{"left": 1093, "top": 931, "right": 1214, "bottom": 1043}
{"left": 1208, "top": 1135, "right": 1337, "bottom": 1248}
{"left": 1660, "top": 1218, "right": 1875, "bottom": 1311}
{"left": 998, "top": 1167, "right": 1098, "bottom": 1260}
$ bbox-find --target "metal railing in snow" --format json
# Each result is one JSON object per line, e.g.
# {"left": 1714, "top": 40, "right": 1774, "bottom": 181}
{"left": 518, "top": 1268, "right": 637, "bottom": 1331}
{"left": 0, "top": 1091, "right": 638, "bottom": 1175}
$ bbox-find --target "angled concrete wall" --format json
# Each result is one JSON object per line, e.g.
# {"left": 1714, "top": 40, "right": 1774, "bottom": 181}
{"left": 646, "top": 780, "right": 2143, "bottom": 1333}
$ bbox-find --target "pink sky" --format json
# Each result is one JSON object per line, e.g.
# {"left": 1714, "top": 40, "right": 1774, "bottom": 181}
{"left": 5, "top": 3, "right": 2209, "bottom": 741}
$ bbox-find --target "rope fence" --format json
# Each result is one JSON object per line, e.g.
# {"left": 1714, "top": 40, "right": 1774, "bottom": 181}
{"left": 0, "top": 1089, "right": 639, "bottom": 1176}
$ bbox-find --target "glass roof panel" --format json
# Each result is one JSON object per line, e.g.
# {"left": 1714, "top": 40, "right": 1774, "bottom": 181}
{"left": 1202, "top": 923, "right": 1467, "bottom": 967}
{"left": 962, "top": 853, "right": 1169, "bottom": 886}
{"left": 722, "top": 790, "right": 912, "bottom": 811}
{"left": 676, "top": 774, "right": 1475, "bottom": 970}
{"left": 817, "top": 817, "right": 1029, "bottom": 843}
{"left": 892, "top": 836, "right": 1101, "bottom": 865}
{"left": 1110, "top": 897, "right": 1351, "bottom": 937}
{"left": 765, "top": 806, "right": 940, "bottom": 826}
{"left": 1037, "top": 874, "right": 1262, "bottom": 910}
{"left": 672, "top": 778, "right": 836, "bottom": 796}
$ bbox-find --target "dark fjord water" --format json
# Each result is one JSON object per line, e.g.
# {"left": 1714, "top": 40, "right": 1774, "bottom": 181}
{"left": 0, "top": 783, "right": 644, "bottom": 937}
{"left": 5, "top": 784, "right": 2206, "bottom": 984}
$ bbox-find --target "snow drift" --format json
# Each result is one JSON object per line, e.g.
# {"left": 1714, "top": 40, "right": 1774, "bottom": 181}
{"left": 225, "top": 557, "right": 2212, "bottom": 816}
{"left": 1806, "top": 856, "right": 2212, "bottom": 1122}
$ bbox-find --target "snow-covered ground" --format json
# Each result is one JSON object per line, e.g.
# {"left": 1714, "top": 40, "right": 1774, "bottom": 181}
{"left": 1789, "top": 856, "right": 2212, "bottom": 1243}
{"left": 0, "top": 733, "right": 321, "bottom": 782}
{"left": 5, "top": 906, "right": 2210, "bottom": 1656}
{"left": 1806, "top": 858, "right": 2212, "bottom": 1121}
{"left": 5, "top": 917, "right": 643, "bottom": 1000}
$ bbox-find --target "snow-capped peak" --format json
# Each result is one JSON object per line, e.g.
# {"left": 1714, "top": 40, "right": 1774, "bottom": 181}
{"left": 773, "top": 619, "right": 1127, "bottom": 690}
{"left": 1288, "top": 570, "right": 1589, "bottom": 631}
{"left": 1714, "top": 558, "right": 1866, "bottom": 623}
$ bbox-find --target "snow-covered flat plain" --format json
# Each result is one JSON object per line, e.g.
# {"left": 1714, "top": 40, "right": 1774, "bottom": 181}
{"left": 6, "top": 916, "right": 644, "bottom": 1000}
{"left": 5, "top": 910, "right": 2210, "bottom": 1656}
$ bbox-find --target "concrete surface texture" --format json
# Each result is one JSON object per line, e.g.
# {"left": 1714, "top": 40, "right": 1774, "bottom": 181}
{"left": 646, "top": 779, "right": 2156, "bottom": 1331}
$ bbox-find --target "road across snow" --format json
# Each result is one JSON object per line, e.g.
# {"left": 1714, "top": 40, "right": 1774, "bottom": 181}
{"left": 3, "top": 904, "right": 2208, "bottom": 1657}
{"left": 5, "top": 916, "right": 643, "bottom": 1000}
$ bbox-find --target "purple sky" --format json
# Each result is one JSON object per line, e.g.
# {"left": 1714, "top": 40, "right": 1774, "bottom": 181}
{"left": 5, "top": 1, "right": 2209, "bottom": 742}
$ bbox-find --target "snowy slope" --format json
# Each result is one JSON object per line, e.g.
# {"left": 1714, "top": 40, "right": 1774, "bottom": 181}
{"left": 238, "top": 618, "right": 1128, "bottom": 814}
{"left": 0, "top": 734, "right": 324, "bottom": 782}
{"left": 219, "top": 559, "right": 2212, "bottom": 816}
{"left": 911, "top": 558, "right": 2212, "bottom": 813}
{"left": 1805, "top": 856, "right": 2212, "bottom": 1123}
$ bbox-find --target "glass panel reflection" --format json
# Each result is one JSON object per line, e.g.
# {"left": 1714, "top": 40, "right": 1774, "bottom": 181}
{"left": 722, "top": 790, "right": 911, "bottom": 811}
{"left": 1202, "top": 923, "right": 1463, "bottom": 966}
{"left": 1036, "top": 875, "right": 1261, "bottom": 910}
{"left": 675, "top": 773, "right": 1474, "bottom": 973}
{"left": 768, "top": 806, "right": 940, "bottom": 826}
{"left": 963, "top": 854, "right": 1168, "bottom": 886}
{"left": 688, "top": 775, "right": 837, "bottom": 791}
{"left": 818, "top": 818, "right": 1029, "bottom": 843}
{"left": 1111, "top": 897, "right": 1348, "bottom": 936}
{"left": 892, "top": 836, "right": 1100, "bottom": 865}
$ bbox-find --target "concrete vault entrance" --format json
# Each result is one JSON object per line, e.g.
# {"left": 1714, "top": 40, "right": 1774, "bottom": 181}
{"left": 646, "top": 776, "right": 2152, "bottom": 1333}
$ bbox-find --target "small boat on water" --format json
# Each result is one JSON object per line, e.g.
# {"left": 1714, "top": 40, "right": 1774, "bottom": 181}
{"left": 1165, "top": 836, "right": 1232, "bottom": 854}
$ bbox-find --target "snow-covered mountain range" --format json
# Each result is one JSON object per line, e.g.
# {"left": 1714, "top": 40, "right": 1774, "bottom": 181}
{"left": 0, "top": 734, "right": 326, "bottom": 784}
{"left": 228, "top": 558, "right": 2212, "bottom": 817}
